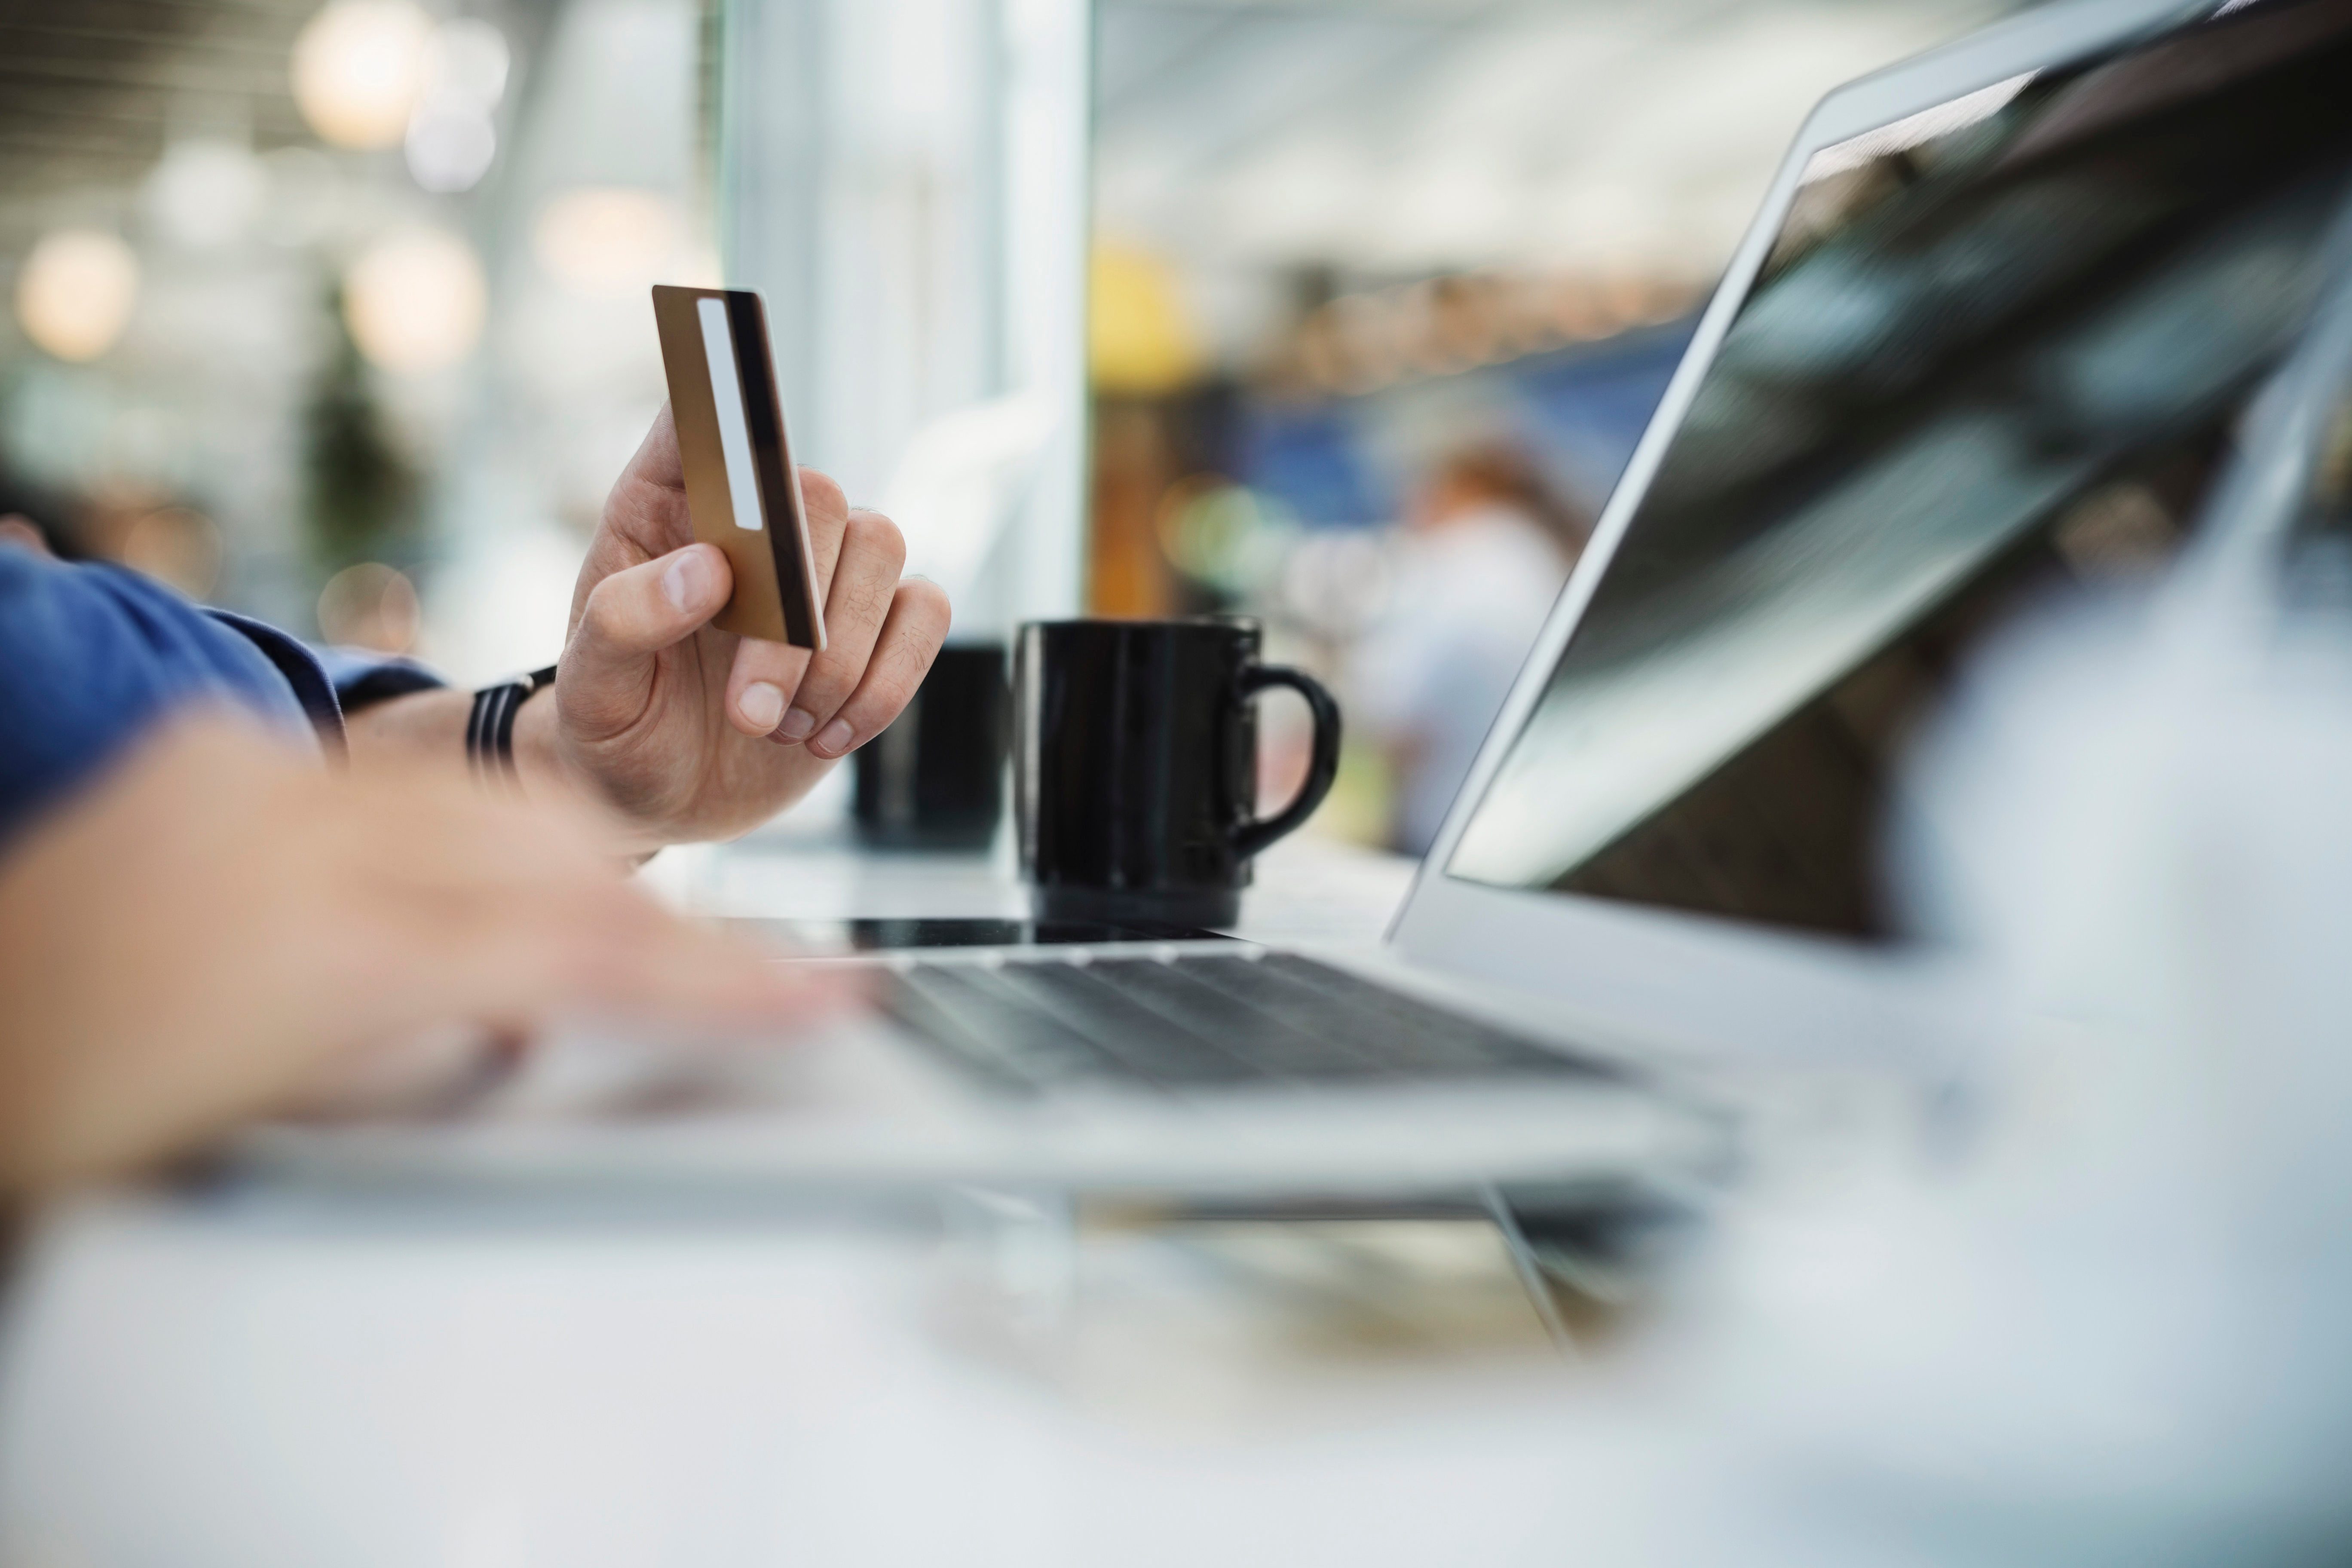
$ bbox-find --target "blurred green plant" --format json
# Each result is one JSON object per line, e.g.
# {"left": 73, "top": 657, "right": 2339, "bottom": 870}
{"left": 302, "top": 287, "right": 419, "bottom": 582}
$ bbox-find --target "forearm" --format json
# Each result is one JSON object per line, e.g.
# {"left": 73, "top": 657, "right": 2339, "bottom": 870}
{"left": 343, "top": 689, "right": 659, "bottom": 855}
{"left": 340, "top": 686, "right": 472, "bottom": 774}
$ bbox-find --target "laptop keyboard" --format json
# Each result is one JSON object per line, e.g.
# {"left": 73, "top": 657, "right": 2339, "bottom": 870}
{"left": 877, "top": 951, "right": 1618, "bottom": 1096}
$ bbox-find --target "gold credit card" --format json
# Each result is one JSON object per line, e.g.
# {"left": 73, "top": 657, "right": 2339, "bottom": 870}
{"left": 651, "top": 284, "right": 827, "bottom": 650}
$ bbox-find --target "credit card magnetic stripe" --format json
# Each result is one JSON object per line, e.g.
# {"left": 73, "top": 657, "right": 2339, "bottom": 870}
{"left": 725, "top": 291, "right": 823, "bottom": 650}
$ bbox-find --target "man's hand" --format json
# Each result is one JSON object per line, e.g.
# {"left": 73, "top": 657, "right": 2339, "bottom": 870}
{"left": 524, "top": 407, "right": 952, "bottom": 846}
{"left": 0, "top": 714, "right": 839, "bottom": 1191}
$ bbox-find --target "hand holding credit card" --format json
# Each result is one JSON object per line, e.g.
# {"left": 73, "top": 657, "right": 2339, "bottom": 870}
{"left": 505, "top": 288, "right": 949, "bottom": 849}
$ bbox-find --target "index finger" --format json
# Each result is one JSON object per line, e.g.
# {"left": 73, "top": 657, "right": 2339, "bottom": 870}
{"left": 795, "top": 466, "right": 852, "bottom": 598}
{"left": 620, "top": 402, "right": 687, "bottom": 494}
{"left": 586, "top": 406, "right": 696, "bottom": 583}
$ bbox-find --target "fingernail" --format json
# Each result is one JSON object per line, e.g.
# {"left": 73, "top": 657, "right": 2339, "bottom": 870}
{"left": 662, "top": 548, "right": 713, "bottom": 614}
{"left": 738, "top": 682, "right": 785, "bottom": 732}
{"left": 811, "top": 718, "right": 855, "bottom": 756}
{"left": 775, "top": 707, "right": 817, "bottom": 743}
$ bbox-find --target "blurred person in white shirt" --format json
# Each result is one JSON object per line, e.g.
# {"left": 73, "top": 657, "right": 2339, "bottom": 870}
{"left": 1348, "top": 444, "right": 1590, "bottom": 855}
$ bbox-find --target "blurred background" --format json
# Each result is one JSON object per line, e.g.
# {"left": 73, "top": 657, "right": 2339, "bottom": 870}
{"left": 0, "top": 0, "right": 718, "bottom": 682}
{"left": 0, "top": 0, "right": 2015, "bottom": 843}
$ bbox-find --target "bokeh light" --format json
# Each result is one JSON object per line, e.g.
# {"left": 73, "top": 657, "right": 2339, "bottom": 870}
{"left": 1090, "top": 241, "right": 1207, "bottom": 396}
{"left": 119, "top": 506, "right": 225, "bottom": 600}
{"left": 343, "top": 227, "right": 486, "bottom": 374}
{"left": 405, "top": 107, "right": 497, "bottom": 194}
{"left": 143, "top": 141, "right": 269, "bottom": 251}
{"left": 291, "top": 0, "right": 433, "bottom": 151}
{"left": 404, "top": 18, "right": 508, "bottom": 195}
{"left": 15, "top": 230, "right": 141, "bottom": 363}
{"left": 532, "top": 187, "right": 681, "bottom": 298}
{"left": 421, "top": 18, "right": 511, "bottom": 110}
{"left": 317, "top": 561, "right": 421, "bottom": 652}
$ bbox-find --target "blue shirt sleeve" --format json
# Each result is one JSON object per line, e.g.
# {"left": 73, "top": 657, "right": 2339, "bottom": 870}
{"left": 309, "top": 643, "right": 445, "bottom": 713}
{"left": 0, "top": 548, "right": 441, "bottom": 850}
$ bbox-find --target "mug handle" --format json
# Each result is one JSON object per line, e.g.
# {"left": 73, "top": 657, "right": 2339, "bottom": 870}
{"left": 1231, "top": 665, "right": 1344, "bottom": 860}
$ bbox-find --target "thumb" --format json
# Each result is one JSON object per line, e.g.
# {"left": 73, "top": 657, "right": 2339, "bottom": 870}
{"left": 564, "top": 543, "right": 731, "bottom": 694}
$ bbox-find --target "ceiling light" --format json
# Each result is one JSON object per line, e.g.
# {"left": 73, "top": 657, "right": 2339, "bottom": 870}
{"left": 532, "top": 188, "right": 681, "bottom": 298}
{"left": 291, "top": 0, "right": 433, "bottom": 150}
{"left": 143, "top": 140, "right": 268, "bottom": 250}
{"left": 344, "top": 227, "right": 486, "bottom": 373}
{"left": 15, "top": 230, "right": 141, "bottom": 362}
{"left": 406, "top": 107, "right": 497, "bottom": 193}
{"left": 422, "top": 18, "right": 510, "bottom": 111}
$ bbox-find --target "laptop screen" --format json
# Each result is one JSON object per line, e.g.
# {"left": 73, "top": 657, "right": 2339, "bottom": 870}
{"left": 1444, "top": 0, "right": 2352, "bottom": 939}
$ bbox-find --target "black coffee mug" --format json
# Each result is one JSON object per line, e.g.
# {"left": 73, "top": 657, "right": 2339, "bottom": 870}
{"left": 1015, "top": 618, "right": 1341, "bottom": 928}
{"left": 853, "top": 643, "right": 1009, "bottom": 849}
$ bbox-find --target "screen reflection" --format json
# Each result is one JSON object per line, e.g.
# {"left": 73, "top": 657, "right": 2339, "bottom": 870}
{"left": 1448, "top": 0, "right": 2352, "bottom": 937}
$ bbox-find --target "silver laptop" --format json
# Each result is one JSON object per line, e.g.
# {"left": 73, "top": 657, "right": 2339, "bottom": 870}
{"left": 245, "top": 0, "right": 2352, "bottom": 1200}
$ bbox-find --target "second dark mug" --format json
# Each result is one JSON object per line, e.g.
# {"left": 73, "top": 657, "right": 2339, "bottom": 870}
{"left": 852, "top": 643, "right": 1009, "bottom": 849}
{"left": 1015, "top": 618, "right": 1342, "bottom": 928}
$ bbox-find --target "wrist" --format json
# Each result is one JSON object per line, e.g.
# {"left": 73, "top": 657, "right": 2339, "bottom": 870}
{"left": 467, "top": 665, "right": 557, "bottom": 794}
{"left": 508, "top": 682, "right": 667, "bottom": 858}
{"left": 509, "top": 682, "right": 582, "bottom": 802}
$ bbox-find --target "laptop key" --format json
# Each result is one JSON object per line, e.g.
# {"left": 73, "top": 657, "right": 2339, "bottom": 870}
{"left": 977, "top": 963, "right": 1265, "bottom": 1086}
{"left": 1166, "top": 956, "right": 1611, "bottom": 1079}
{"left": 1137, "top": 957, "right": 1469, "bottom": 1071}
{"left": 880, "top": 949, "right": 1612, "bottom": 1094}
{"left": 1084, "top": 959, "right": 1395, "bottom": 1079}
{"left": 882, "top": 966, "right": 1119, "bottom": 1091}
{"left": 1258, "top": 956, "right": 1612, "bottom": 1077}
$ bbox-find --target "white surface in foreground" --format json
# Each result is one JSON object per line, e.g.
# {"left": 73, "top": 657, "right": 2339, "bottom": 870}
{"left": 0, "top": 1199, "right": 1699, "bottom": 1568}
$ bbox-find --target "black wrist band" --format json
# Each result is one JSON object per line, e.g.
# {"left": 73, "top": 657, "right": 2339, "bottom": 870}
{"left": 466, "top": 664, "right": 558, "bottom": 796}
